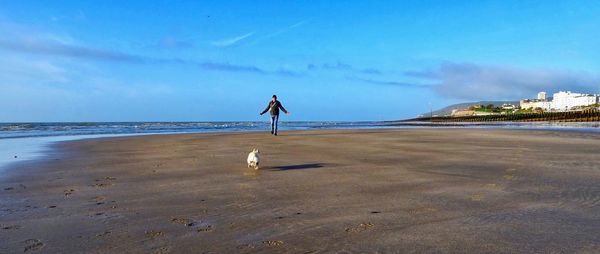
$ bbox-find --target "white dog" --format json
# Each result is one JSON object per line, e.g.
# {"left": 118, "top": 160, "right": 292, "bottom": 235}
{"left": 247, "top": 148, "right": 261, "bottom": 170}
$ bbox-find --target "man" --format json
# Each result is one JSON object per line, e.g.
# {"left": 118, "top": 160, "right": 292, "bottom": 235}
{"left": 260, "top": 95, "right": 290, "bottom": 136}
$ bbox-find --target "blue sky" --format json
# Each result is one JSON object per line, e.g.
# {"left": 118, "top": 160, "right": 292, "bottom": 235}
{"left": 1, "top": 0, "right": 599, "bottom": 121}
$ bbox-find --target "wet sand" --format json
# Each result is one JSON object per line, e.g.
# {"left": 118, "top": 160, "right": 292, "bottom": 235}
{"left": 2, "top": 129, "right": 600, "bottom": 253}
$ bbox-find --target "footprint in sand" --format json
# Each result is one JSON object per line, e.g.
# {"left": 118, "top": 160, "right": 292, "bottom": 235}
{"left": 345, "top": 222, "right": 374, "bottom": 233}
{"left": 92, "top": 177, "right": 116, "bottom": 188}
{"left": 64, "top": 189, "right": 76, "bottom": 196}
{"left": 91, "top": 196, "right": 108, "bottom": 205}
{"left": 197, "top": 225, "right": 213, "bottom": 232}
{"left": 145, "top": 230, "right": 164, "bottom": 239}
{"left": 93, "top": 196, "right": 106, "bottom": 201}
{"left": 2, "top": 225, "right": 21, "bottom": 230}
{"left": 262, "top": 240, "right": 284, "bottom": 246}
{"left": 153, "top": 246, "right": 171, "bottom": 254}
{"left": 96, "top": 231, "right": 111, "bottom": 237}
{"left": 93, "top": 183, "right": 113, "bottom": 188}
{"left": 471, "top": 193, "right": 484, "bottom": 201}
{"left": 91, "top": 212, "right": 122, "bottom": 220}
{"left": 94, "top": 177, "right": 116, "bottom": 182}
{"left": 171, "top": 217, "right": 195, "bottom": 227}
{"left": 23, "top": 239, "right": 44, "bottom": 252}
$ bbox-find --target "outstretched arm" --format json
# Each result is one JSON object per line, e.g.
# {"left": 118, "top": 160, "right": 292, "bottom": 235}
{"left": 279, "top": 103, "right": 289, "bottom": 114}
{"left": 260, "top": 103, "right": 270, "bottom": 115}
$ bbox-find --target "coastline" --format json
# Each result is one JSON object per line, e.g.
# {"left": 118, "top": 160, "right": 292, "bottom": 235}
{"left": 2, "top": 128, "right": 600, "bottom": 253}
{"left": 3, "top": 122, "right": 600, "bottom": 173}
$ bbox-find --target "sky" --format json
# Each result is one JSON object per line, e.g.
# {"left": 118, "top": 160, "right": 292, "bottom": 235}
{"left": 1, "top": 0, "right": 600, "bottom": 122}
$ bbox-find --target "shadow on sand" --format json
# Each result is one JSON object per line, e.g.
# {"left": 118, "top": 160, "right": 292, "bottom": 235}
{"left": 269, "top": 163, "right": 325, "bottom": 171}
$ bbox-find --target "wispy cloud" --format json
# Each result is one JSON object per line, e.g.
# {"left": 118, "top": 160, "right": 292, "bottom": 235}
{"left": 264, "top": 19, "right": 309, "bottom": 39}
{"left": 153, "top": 58, "right": 304, "bottom": 76}
{"left": 362, "top": 68, "right": 382, "bottom": 75}
{"left": 211, "top": 32, "right": 255, "bottom": 47}
{"left": 196, "top": 61, "right": 265, "bottom": 73}
{"left": 406, "top": 62, "right": 600, "bottom": 100}
{"left": 0, "top": 38, "right": 301, "bottom": 76}
{"left": 0, "top": 56, "right": 70, "bottom": 84}
{"left": 0, "top": 39, "right": 144, "bottom": 62}
{"left": 307, "top": 61, "right": 383, "bottom": 75}
{"left": 248, "top": 19, "right": 311, "bottom": 46}
{"left": 322, "top": 61, "right": 352, "bottom": 70}
{"left": 352, "top": 76, "right": 432, "bottom": 88}
{"left": 288, "top": 19, "right": 309, "bottom": 29}
{"left": 208, "top": 19, "right": 309, "bottom": 48}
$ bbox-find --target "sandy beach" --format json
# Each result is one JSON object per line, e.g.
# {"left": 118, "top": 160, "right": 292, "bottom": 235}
{"left": 2, "top": 128, "right": 600, "bottom": 253}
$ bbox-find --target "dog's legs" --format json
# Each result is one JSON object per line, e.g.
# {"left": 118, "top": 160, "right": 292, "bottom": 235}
{"left": 255, "top": 163, "right": 259, "bottom": 170}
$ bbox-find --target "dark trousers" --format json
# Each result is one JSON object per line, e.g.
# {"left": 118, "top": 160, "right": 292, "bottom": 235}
{"left": 270, "top": 114, "right": 279, "bottom": 134}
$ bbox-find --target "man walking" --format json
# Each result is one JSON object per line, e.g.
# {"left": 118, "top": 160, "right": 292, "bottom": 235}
{"left": 260, "top": 95, "right": 290, "bottom": 136}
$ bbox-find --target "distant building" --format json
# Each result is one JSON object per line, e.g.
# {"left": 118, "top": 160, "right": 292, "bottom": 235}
{"left": 551, "top": 91, "right": 598, "bottom": 111}
{"left": 520, "top": 99, "right": 552, "bottom": 111}
{"left": 520, "top": 91, "right": 551, "bottom": 110}
{"left": 502, "top": 103, "right": 517, "bottom": 110}
{"left": 537, "top": 92, "right": 546, "bottom": 100}
{"left": 520, "top": 91, "right": 599, "bottom": 111}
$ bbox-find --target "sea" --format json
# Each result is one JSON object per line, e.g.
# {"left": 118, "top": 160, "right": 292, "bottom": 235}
{"left": 1, "top": 121, "right": 600, "bottom": 173}
{"left": 0, "top": 121, "right": 386, "bottom": 172}
{"left": 0, "top": 121, "right": 389, "bottom": 139}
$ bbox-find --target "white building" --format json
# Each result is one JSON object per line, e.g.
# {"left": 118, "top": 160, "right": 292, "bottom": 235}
{"left": 520, "top": 99, "right": 552, "bottom": 110}
{"left": 502, "top": 103, "right": 517, "bottom": 110}
{"left": 521, "top": 91, "right": 599, "bottom": 111}
{"left": 537, "top": 92, "right": 546, "bottom": 100}
{"left": 551, "top": 91, "right": 599, "bottom": 111}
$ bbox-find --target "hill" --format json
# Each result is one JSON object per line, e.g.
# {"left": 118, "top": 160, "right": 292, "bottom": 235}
{"left": 420, "top": 101, "right": 520, "bottom": 117}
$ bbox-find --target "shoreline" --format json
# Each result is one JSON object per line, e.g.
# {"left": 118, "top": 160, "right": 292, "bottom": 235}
{"left": 2, "top": 123, "right": 600, "bottom": 173}
{"left": 2, "top": 129, "right": 600, "bottom": 253}
{"left": 404, "top": 109, "right": 600, "bottom": 123}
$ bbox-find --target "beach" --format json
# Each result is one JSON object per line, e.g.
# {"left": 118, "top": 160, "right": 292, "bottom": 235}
{"left": 2, "top": 128, "right": 600, "bottom": 253}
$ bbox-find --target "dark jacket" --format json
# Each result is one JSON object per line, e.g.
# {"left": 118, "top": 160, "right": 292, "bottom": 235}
{"left": 260, "top": 100, "right": 287, "bottom": 116}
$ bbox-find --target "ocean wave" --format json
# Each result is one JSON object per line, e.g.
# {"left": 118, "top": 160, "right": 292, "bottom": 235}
{"left": 0, "top": 121, "right": 383, "bottom": 139}
{"left": 3, "top": 121, "right": 597, "bottom": 140}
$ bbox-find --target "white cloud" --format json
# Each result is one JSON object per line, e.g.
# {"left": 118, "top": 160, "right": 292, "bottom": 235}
{"left": 406, "top": 62, "right": 600, "bottom": 100}
{"left": 254, "top": 19, "right": 310, "bottom": 43}
{"left": 0, "top": 55, "right": 69, "bottom": 84}
{"left": 211, "top": 32, "right": 255, "bottom": 47}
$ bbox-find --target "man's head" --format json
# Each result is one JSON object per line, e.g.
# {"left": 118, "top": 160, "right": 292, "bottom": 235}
{"left": 272, "top": 95, "right": 277, "bottom": 102}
